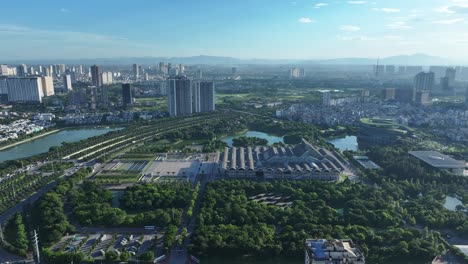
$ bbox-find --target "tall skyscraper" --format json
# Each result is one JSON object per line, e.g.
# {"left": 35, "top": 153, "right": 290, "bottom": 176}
{"left": 413, "top": 72, "right": 435, "bottom": 101}
{"left": 133, "top": 64, "right": 140, "bottom": 80}
{"left": 91, "top": 65, "right": 103, "bottom": 87}
{"left": 41, "top": 76, "right": 54, "bottom": 96}
{"left": 101, "top": 86, "right": 108, "bottom": 105}
{"left": 440, "top": 77, "right": 449, "bottom": 91}
{"left": 17, "top": 64, "right": 27, "bottom": 77}
{"left": 28, "top": 66, "right": 35, "bottom": 75}
{"left": 6, "top": 77, "right": 44, "bottom": 103}
{"left": 445, "top": 68, "right": 456, "bottom": 84}
{"left": 44, "top": 67, "right": 51, "bottom": 77}
{"left": 199, "top": 81, "right": 215, "bottom": 112}
{"left": 167, "top": 76, "right": 192, "bottom": 116}
{"left": 122, "top": 83, "right": 133, "bottom": 109}
{"left": 38, "top": 65, "right": 43, "bottom": 74}
{"left": 63, "top": 75, "right": 72, "bottom": 91}
{"left": 78, "top": 65, "right": 83, "bottom": 75}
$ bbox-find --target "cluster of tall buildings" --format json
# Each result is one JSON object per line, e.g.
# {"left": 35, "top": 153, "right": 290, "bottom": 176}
{"left": 0, "top": 76, "right": 54, "bottom": 103}
{"left": 157, "top": 62, "right": 185, "bottom": 77}
{"left": 167, "top": 76, "right": 215, "bottom": 116}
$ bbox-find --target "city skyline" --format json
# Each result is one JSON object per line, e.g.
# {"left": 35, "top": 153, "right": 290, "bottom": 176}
{"left": 1, "top": 0, "right": 468, "bottom": 61}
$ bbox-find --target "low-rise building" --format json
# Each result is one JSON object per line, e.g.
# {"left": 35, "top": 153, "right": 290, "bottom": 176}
{"left": 305, "top": 239, "right": 365, "bottom": 264}
{"left": 218, "top": 139, "right": 348, "bottom": 180}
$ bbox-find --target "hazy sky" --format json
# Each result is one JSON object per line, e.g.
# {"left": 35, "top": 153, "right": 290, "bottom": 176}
{"left": 0, "top": 0, "right": 467, "bottom": 60}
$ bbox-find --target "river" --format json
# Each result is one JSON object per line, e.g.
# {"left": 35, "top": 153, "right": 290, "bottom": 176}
{"left": 0, "top": 127, "right": 121, "bottom": 163}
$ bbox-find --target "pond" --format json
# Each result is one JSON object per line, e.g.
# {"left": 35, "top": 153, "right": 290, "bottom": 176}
{"left": 327, "top": 135, "right": 359, "bottom": 152}
{"left": 0, "top": 127, "right": 121, "bottom": 163}
{"left": 444, "top": 196, "right": 464, "bottom": 211}
{"left": 221, "top": 131, "right": 284, "bottom": 147}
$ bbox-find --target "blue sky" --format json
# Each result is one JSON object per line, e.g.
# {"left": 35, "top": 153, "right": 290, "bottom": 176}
{"left": 0, "top": 0, "right": 467, "bottom": 60}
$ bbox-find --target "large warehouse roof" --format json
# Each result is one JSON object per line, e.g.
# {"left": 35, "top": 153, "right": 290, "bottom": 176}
{"left": 409, "top": 151, "right": 465, "bottom": 169}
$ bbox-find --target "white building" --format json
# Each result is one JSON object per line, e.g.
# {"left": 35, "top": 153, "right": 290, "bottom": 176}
{"left": 102, "top": 72, "right": 113, "bottom": 85}
{"left": 0, "top": 65, "right": 8, "bottom": 76}
{"left": 41, "top": 76, "right": 55, "bottom": 96}
{"left": 7, "top": 77, "right": 44, "bottom": 103}
{"left": 64, "top": 74, "right": 72, "bottom": 91}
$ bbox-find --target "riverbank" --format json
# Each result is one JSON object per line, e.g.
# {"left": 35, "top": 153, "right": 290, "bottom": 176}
{"left": 0, "top": 129, "right": 61, "bottom": 151}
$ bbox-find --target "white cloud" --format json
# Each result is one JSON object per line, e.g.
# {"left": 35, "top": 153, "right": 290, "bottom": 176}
{"left": 298, "top": 17, "right": 315, "bottom": 23}
{"left": 386, "top": 21, "right": 412, "bottom": 29}
{"left": 314, "top": 3, "right": 328, "bottom": 9}
{"left": 373, "top": 8, "right": 401, "bottom": 13}
{"left": 339, "top": 25, "right": 361, "bottom": 31}
{"left": 60, "top": 8, "right": 70, "bottom": 13}
{"left": 347, "top": 1, "right": 367, "bottom": 4}
{"left": 432, "top": 18, "right": 465, "bottom": 24}
{"left": 337, "top": 35, "right": 376, "bottom": 41}
{"left": 0, "top": 24, "right": 134, "bottom": 44}
{"left": 384, "top": 35, "right": 403, "bottom": 40}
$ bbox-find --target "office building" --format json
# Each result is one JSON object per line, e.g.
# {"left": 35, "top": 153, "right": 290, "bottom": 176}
{"left": 91, "top": 65, "right": 103, "bottom": 87}
{"left": 133, "top": 64, "right": 140, "bottom": 80}
{"left": 78, "top": 65, "right": 83, "bottom": 75}
{"left": 122, "top": 83, "right": 133, "bottom": 109}
{"left": 305, "top": 239, "right": 365, "bottom": 264}
{"left": 429, "top": 66, "right": 446, "bottom": 80}
{"left": 17, "top": 64, "right": 27, "bottom": 77}
{"left": 0, "top": 65, "right": 8, "bottom": 76}
{"left": 179, "top": 64, "right": 185, "bottom": 74}
{"left": 290, "top": 67, "right": 305, "bottom": 78}
{"left": 197, "top": 69, "right": 203, "bottom": 79}
{"left": 167, "top": 76, "right": 192, "bottom": 116}
{"left": 413, "top": 72, "right": 434, "bottom": 101}
{"left": 445, "top": 67, "right": 456, "bottom": 84}
{"left": 0, "top": 77, "right": 7, "bottom": 102}
{"left": 383, "top": 88, "right": 396, "bottom": 100}
{"left": 6, "top": 77, "right": 44, "bottom": 103}
{"left": 41, "top": 76, "right": 54, "bottom": 96}
{"left": 48, "top": 65, "right": 54, "bottom": 76}
{"left": 38, "top": 65, "right": 43, "bottom": 74}
{"left": 144, "top": 73, "right": 149, "bottom": 81}
{"left": 63, "top": 75, "right": 72, "bottom": 91}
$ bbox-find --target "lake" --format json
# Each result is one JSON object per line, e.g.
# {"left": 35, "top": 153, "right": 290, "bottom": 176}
{"left": 0, "top": 127, "right": 121, "bottom": 163}
{"left": 444, "top": 196, "right": 464, "bottom": 211}
{"left": 327, "top": 135, "right": 359, "bottom": 152}
{"left": 221, "top": 131, "right": 284, "bottom": 147}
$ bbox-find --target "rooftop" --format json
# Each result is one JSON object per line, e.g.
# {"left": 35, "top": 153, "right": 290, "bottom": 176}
{"left": 409, "top": 151, "right": 465, "bottom": 169}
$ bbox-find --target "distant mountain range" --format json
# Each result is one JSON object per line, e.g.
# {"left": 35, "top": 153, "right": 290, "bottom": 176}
{"left": 5, "top": 54, "right": 464, "bottom": 66}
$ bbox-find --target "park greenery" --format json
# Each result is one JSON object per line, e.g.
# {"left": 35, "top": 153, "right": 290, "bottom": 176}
{"left": 2, "top": 213, "right": 29, "bottom": 256}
